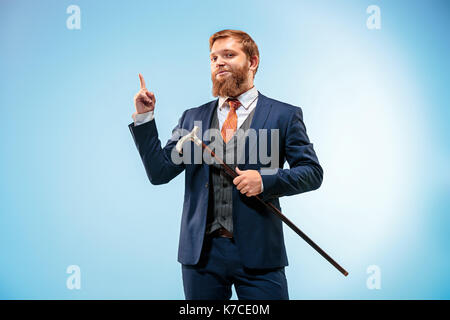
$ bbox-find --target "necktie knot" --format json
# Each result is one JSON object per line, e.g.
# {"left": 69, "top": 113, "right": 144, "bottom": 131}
{"left": 227, "top": 98, "right": 241, "bottom": 110}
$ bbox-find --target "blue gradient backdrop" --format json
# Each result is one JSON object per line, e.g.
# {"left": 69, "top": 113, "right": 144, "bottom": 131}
{"left": 0, "top": 0, "right": 449, "bottom": 299}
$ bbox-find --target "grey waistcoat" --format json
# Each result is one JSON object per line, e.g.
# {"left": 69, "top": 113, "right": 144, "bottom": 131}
{"left": 205, "top": 105, "right": 257, "bottom": 235}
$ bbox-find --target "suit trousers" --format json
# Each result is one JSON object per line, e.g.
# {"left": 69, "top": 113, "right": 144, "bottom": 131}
{"left": 181, "top": 235, "right": 289, "bottom": 300}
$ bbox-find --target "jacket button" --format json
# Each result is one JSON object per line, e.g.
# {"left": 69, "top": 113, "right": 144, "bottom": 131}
{"left": 205, "top": 183, "right": 209, "bottom": 188}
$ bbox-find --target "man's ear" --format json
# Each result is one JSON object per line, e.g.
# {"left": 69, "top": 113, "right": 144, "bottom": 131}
{"left": 249, "top": 55, "right": 259, "bottom": 73}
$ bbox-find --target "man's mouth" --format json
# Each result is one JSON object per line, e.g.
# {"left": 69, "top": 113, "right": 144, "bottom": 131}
{"left": 217, "top": 71, "right": 230, "bottom": 76}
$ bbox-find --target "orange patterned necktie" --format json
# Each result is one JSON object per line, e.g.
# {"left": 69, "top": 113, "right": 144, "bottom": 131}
{"left": 221, "top": 98, "right": 242, "bottom": 143}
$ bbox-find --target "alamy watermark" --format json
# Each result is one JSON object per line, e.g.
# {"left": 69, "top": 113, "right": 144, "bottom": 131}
{"left": 170, "top": 122, "right": 280, "bottom": 175}
{"left": 66, "top": 265, "right": 81, "bottom": 290}
{"left": 366, "top": 265, "right": 381, "bottom": 290}
{"left": 66, "top": 5, "right": 81, "bottom": 30}
{"left": 366, "top": 5, "right": 381, "bottom": 30}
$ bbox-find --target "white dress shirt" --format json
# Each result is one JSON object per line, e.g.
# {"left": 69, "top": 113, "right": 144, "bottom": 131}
{"left": 216, "top": 85, "right": 258, "bottom": 131}
{"left": 132, "top": 86, "right": 263, "bottom": 191}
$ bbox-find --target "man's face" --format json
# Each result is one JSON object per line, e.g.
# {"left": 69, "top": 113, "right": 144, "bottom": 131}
{"left": 210, "top": 37, "right": 254, "bottom": 97}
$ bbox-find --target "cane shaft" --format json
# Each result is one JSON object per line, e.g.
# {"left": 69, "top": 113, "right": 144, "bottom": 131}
{"left": 201, "top": 142, "right": 349, "bottom": 277}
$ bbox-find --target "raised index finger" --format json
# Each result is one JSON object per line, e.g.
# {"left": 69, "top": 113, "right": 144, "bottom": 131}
{"left": 139, "top": 73, "right": 146, "bottom": 89}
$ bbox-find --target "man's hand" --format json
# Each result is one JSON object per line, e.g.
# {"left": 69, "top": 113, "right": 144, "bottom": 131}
{"left": 133, "top": 73, "right": 156, "bottom": 119}
{"left": 233, "top": 167, "right": 262, "bottom": 197}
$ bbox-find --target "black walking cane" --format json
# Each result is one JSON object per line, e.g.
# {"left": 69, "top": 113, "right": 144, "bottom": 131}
{"left": 176, "top": 126, "right": 348, "bottom": 277}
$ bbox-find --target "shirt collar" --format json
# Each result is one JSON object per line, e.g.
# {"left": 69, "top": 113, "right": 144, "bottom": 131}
{"left": 218, "top": 86, "right": 258, "bottom": 111}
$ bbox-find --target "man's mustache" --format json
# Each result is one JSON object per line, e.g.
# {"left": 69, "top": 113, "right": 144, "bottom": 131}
{"left": 215, "top": 69, "right": 233, "bottom": 76}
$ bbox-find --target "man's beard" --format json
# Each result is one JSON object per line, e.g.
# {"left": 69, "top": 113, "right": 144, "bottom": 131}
{"left": 211, "top": 64, "right": 249, "bottom": 98}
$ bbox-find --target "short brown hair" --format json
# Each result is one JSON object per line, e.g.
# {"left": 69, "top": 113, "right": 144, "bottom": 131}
{"left": 209, "top": 29, "right": 260, "bottom": 77}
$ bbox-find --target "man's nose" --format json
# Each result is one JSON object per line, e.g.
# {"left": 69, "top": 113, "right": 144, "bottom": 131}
{"left": 215, "top": 56, "right": 226, "bottom": 66}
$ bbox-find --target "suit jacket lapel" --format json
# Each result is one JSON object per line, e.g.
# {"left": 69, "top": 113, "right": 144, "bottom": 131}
{"left": 198, "top": 99, "right": 218, "bottom": 180}
{"left": 249, "top": 92, "right": 271, "bottom": 132}
{"left": 243, "top": 92, "right": 272, "bottom": 165}
{"left": 201, "top": 99, "right": 218, "bottom": 142}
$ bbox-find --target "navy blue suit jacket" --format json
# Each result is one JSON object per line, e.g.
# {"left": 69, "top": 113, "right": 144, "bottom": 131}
{"left": 129, "top": 92, "right": 323, "bottom": 269}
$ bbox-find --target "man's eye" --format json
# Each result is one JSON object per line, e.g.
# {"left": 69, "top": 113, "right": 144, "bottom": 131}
{"left": 227, "top": 54, "right": 234, "bottom": 57}
{"left": 211, "top": 57, "right": 217, "bottom": 61}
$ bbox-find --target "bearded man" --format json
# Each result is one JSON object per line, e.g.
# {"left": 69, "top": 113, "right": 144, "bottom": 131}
{"left": 128, "top": 29, "right": 323, "bottom": 300}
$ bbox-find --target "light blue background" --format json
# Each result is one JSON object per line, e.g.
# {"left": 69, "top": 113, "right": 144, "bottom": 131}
{"left": 0, "top": 0, "right": 449, "bottom": 299}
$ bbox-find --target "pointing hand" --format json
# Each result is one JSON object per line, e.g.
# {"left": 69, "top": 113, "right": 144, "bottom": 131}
{"left": 133, "top": 73, "right": 156, "bottom": 118}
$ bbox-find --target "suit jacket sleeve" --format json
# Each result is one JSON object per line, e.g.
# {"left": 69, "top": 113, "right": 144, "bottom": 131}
{"left": 259, "top": 107, "right": 323, "bottom": 200}
{"left": 128, "top": 111, "right": 187, "bottom": 185}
